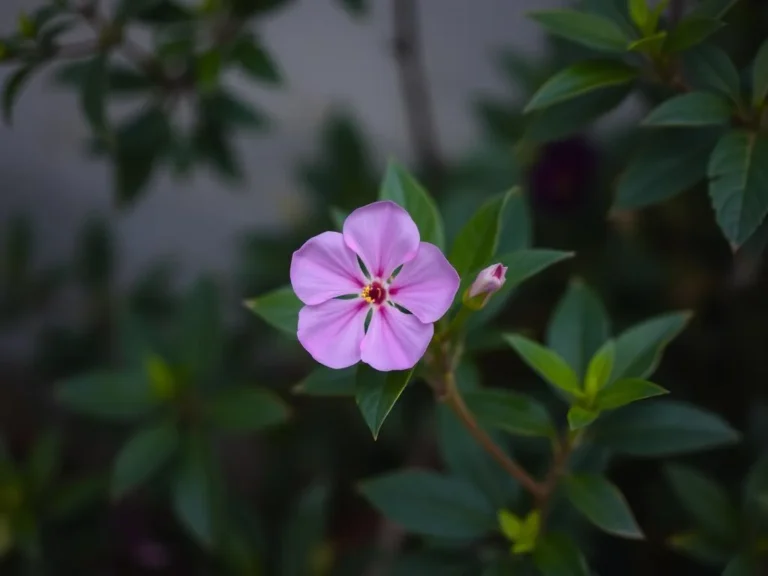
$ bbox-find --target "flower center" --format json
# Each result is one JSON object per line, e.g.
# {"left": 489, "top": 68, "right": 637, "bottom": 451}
{"left": 361, "top": 282, "right": 387, "bottom": 305}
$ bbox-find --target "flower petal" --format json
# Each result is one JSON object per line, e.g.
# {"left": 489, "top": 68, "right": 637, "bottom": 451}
{"left": 389, "top": 242, "right": 460, "bottom": 323}
{"left": 291, "top": 231, "right": 365, "bottom": 305}
{"left": 297, "top": 298, "right": 368, "bottom": 369}
{"left": 360, "top": 306, "right": 433, "bottom": 371}
{"left": 343, "top": 201, "right": 420, "bottom": 279}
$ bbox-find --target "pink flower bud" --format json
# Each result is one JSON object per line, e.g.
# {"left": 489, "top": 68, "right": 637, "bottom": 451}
{"left": 466, "top": 263, "right": 507, "bottom": 308}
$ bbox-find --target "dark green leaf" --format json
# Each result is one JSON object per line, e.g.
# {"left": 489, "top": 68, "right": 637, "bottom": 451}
{"left": 281, "top": 485, "right": 328, "bottom": 576}
{"left": 358, "top": 470, "right": 495, "bottom": 539}
{"left": 244, "top": 286, "right": 302, "bottom": 338}
{"left": 547, "top": 279, "right": 610, "bottom": 381}
{"left": 135, "top": 0, "right": 194, "bottom": 24}
{"left": 172, "top": 438, "right": 213, "bottom": 548}
{"left": 196, "top": 49, "right": 221, "bottom": 92}
{"left": 116, "top": 0, "right": 168, "bottom": 21}
{"left": 690, "top": 0, "right": 739, "bottom": 19}
{"left": 533, "top": 532, "right": 590, "bottom": 576}
{"left": 504, "top": 334, "right": 582, "bottom": 397}
{"left": 4, "top": 215, "right": 32, "bottom": 284}
{"left": 207, "top": 387, "right": 289, "bottom": 433}
{"left": 56, "top": 371, "right": 157, "bottom": 421}
{"left": 449, "top": 189, "right": 513, "bottom": 280}
{"left": 25, "top": 431, "right": 60, "bottom": 495}
{"left": 683, "top": 45, "right": 741, "bottom": 102}
{"left": 3, "top": 63, "right": 40, "bottom": 125}
{"left": 614, "top": 128, "right": 719, "bottom": 209}
{"left": 723, "top": 554, "right": 757, "bottom": 576}
{"left": 112, "top": 421, "right": 179, "bottom": 499}
{"left": 642, "top": 92, "right": 732, "bottom": 127}
{"left": 609, "top": 311, "right": 692, "bottom": 382}
{"left": 193, "top": 118, "right": 242, "bottom": 181}
{"left": 528, "top": 10, "right": 628, "bottom": 51}
{"left": 379, "top": 161, "right": 444, "bottom": 249}
{"left": 293, "top": 366, "right": 356, "bottom": 396}
{"left": 202, "top": 90, "right": 268, "bottom": 131}
{"left": 594, "top": 378, "right": 668, "bottom": 410}
{"left": 708, "top": 130, "right": 768, "bottom": 246}
{"left": 177, "top": 277, "right": 221, "bottom": 384}
{"left": 76, "top": 217, "right": 113, "bottom": 289}
{"left": 80, "top": 54, "right": 107, "bottom": 134}
{"left": 463, "top": 389, "right": 555, "bottom": 438}
{"left": 665, "top": 17, "right": 725, "bottom": 53}
{"left": 668, "top": 530, "right": 733, "bottom": 565}
{"left": 627, "top": 32, "right": 668, "bottom": 55}
{"left": 567, "top": 405, "right": 599, "bottom": 430}
{"left": 744, "top": 456, "right": 768, "bottom": 514}
{"left": 752, "top": 39, "right": 768, "bottom": 106}
{"left": 107, "top": 65, "right": 154, "bottom": 94}
{"left": 525, "top": 60, "right": 637, "bottom": 111}
{"left": 564, "top": 474, "right": 644, "bottom": 539}
{"left": 356, "top": 364, "right": 413, "bottom": 439}
{"left": 49, "top": 476, "right": 106, "bottom": 521}
{"left": 338, "top": 0, "right": 367, "bottom": 16}
{"left": 665, "top": 464, "right": 740, "bottom": 541}
{"left": 590, "top": 400, "right": 741, "bottom": 456}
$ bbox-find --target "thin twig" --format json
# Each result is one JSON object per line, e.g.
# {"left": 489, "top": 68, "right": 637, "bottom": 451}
{"left": 392, "top": 0, "right": 445, "bottom": 191}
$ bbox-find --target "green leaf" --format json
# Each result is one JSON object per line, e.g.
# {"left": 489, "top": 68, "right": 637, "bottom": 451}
{"left": 207, "top": 387, "right": 289, "bottom": 433}
{"left": 497, "top": 509, "right": 523, "bottom": 541}
{"left": 379, "top": 161, "right": 444, "bottom": 249}
{"left": 567, "top": 406, "right": 599, "bottom": 430}
{"left": 668, "top": 530, "right": 733, "bottom": 565}
{"left": 281, "top": 485, "right": 328, "bottom": 576}
{"left": 614, "top": 128, "right": 719, "bottom": 209}
{"left": 590, "top": 400, "right": 741, "bottom": 456}
{"left": 642, "top": 92, "right": 732, "bottom": 127}
{"left": 665, "top": 464, "right": 740, "bottom": 542}
{"left": 3, "top": 63, "right": 40, "bottom": 125}
{"left": 528, "top": 10, "right": 629, "bottom": 52}
{"left": 594, "top": 378, "right": 668, "bottom": 410}
{"left": 546, "top": 279, "right": 610, "bottom": 381}
{"left": 665, "top": 17, "right": 725, "bottom": 53}
{"left": 504, "top": 334, "right": 582, "bottom": 398}
{"left": 449, "top": 189, "right": 512, "bottom": 280}
{"left": 708, "top": 130, "right": 768, "bottom": 246}
{"left": 463, "top": 389, "right": 555, "bottom": 438}
{"left": 115, "top": 0, "right": 168, "bottom": 21}
{"left": 610, "top": 311, "right": 692, "bottom": 382}
{"left": 627, "top": 31, "right": 668, "bottom": 55}
{"left": 49, "top": 476, "right": 106, "bottom": 521}
{"left": 112, "top": 421, "right": 179, "bottom": 499}
{"left": 526, "top": 60, "right": 637, "bottom": 112}
{"left": 293, "top": 366, "right": 356, "bottom": 396}
{"left": 683, "top": 45, "right": 741, "bottom": 102}
{"left": 79, "top": 54, "right": 107, "bottom": 134}
{"left": 751, "top": 39, "right": 768, "bottom": 106}
{"left": 202, "top": 90, "right": 268, "bottom": 131}
{"left": 584, "top": 341, "right": 615, "bottom": 396}
{"left": 358, "top": 470, "right": 495, "bottom": 539}
{"left": 172, "top": 437, "right": 214, "bottom": 548}
{"left": 176, "top": 277, "right": 221, "bottom": 385}
{"left": 744, "top": 456, "right": 768, "bottom": 514}
{"left": 628, "top": 0, "right": 650, "bottom": 32}
{"left": 56, "top": 370, "right": 157, "bottom": 421}
{"left": 533, "top": 532, "right": 590, "bottom": 576}
{"left": 232, "top": 34, "right": 281, "bottom": 84}
{"left": 25, "top": 431, "right": 60, "bottom": 494}
{"left": 690, "top": 0, "right": 739, "bottom": 19}
{"left": 723, "top": 554, "right": 757, "bottom": 576}
{"left": 244, "top": 286, "right": 302, "bottom": 338}
{"left": 564, "top": 474, "right": 643, "bottom": 539}
{"left": 193, "top": 117, "right": 242, "bottom": 181}
{"left": 356, "top": 365, "right": 413, "bottom": 439}
{"left": 195, "top": 49, "right": 221, "bottom": 92}
{"left": 338, "top": 0, "right": 367, "bottom": 16}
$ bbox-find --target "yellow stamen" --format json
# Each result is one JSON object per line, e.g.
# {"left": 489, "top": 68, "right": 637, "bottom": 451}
{"left": 361, "top": 285, "right": 374, "bottom": 304}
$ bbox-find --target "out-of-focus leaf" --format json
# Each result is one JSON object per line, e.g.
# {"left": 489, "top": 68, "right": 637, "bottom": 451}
{"left": 642, "top": 92, "right": 732, "bottom": 127}
{"left": 176, "top": 277, "right": 221, "bottom": 385}
{"left": 533, "top": 532, "right": 590, "bottom": 576}
{"left": 690, "top": 0, "right": 739, "bottom": 19}
{"left": 193, "top": 117, "right": 242, "bottom": 181}
{"left": 79, "top": 54, "right": 107, "bottom": 134}
{"left": 683, "top": 45, "right": 741, "bottom": 102}
{"left": 112, "top": 420, "right": 179, "bottom": 499}
{"left": 134, "top": 0, "right": 194, "bottom": 23}
{"left": 49, "top": 476, "right": 106, "bottom": 521}
{"left": 752, "top": 39, "right": 768, "bottom": 106}
{"left": 172, "top": 437, "right": 214, "bottom": 548}
{"left": 56, "top": 371, "right": 158, "bottom": 421}
{"left": 665, "top": 17, "right": 724, "bottom": 53}
{"left": 528, "top": 10, "right": 629, "bottom": 52}
{"left": 207, "top": 387, "right": 289, "bottom": 433}
{"left": 564, "top": 474, "right": 644, "bottom": 539}
{"left": 202, "top": 90, "right": 268, "bottom": 131}
{"left": 76, "top": 217, "right": 113, "bottom": 290}
{"left": 25, "top": 431, "right": 60, "bottom": 495}
{"left": 232, "top": 34, "right": 281, "bottom": 84}
{"left": 3, "top": 63, "right": 41, "bottom": 125}
{"left": 244, "top": 286, "right": 302, "bottom": 338}
{"left": 356, "top": 365, "right": 413, "bottom": 439}
{"left": 293, "top": 366, "right": 356, "bottom": 396}
{"left": 280, "top": 485, "right": 328, "bottom": 576}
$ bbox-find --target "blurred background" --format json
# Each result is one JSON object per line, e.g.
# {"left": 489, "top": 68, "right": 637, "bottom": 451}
{"left": 0, "top": 0, "right": 767, "bottom": 574}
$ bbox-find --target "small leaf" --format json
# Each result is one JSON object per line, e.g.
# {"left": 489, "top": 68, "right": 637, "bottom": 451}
{"left": 528, "top": 10, "right": 629, "bottom": 52}
{"left": 356, "top": 365, "right": 413, "bottom": 439}
{"left": 665, "top": 17, "right": 725, "bottom": 53}
{"left": 708, "top": 130, "right": 768, "bottom": 246}
{"left": 497, "top": 509, "right": 522, "bottom": 541}
{"left": 628, "top": 0, "right": 651, "bottom": 33}
{"left": 80, "top": 54, "right": 108, "bottom": 134}
{"left": 665, "top": 464, "right": 740, "bottom": 542}
{"left": 172, "top": 437, "right": 213, "bottom": 548}
{"left": 595, "top": 378, "right": 668, "bottom": 410}
{"left": 293, "top": 366, "right": 356, "bottom": 396}
{"left": 512, "top": 511, "right": 541, "bottom": 554}
{"left": 590, "top": 400, "right": 741, "bottom": 456}
{"left": 202, "top": 90, "right": 268, "bottom": 131}
{"left": 463, "top": 388, "right": 555, "bottom": 438}
{"left": 752, "top": 39, "right": 768, "bottom": 106}
{"left": 281, "top": 485, "right": 328, "bottom": 576}
{"left": 525, "top": 60, "right": 637, "bottom": 112}
{"left": 379, "top": 161, "right": 444, "bottom": 249}
{"left": 449, "top": 189, "right": 513, "bottom": 280}
{"left": 585, "top": 341, "right": 615, "bottom": 396}
{"left": 504, "top": 334, "right": 582, "bottom": 398}
{"left": 232, "top": 34, "right": 281, "bottom": 84}
{"left": 244, "top": 286, "right": 302, "bottom": 338}
{"left": 547, "top": 279, "right": 610, "bottom": 381}
{"left": 358, "top": 470, "right": 495, "bottom": 539}
{"left": 207, "top": 387, "right": 289, "bottom": 433}
{"left": 683, "top": 45, "right": 741, "bottom": 102}
{"left": 567, "top": 406, "right": 599, "bottom": 430}
{"left": 533, "top": 532, "right": 590, "bottom": 576}
{"left": 642, "top": 92, "right": 732, "bottom": 127}
{"left": 56, "top": 371, "right": 158, "bottom": 421}
{"left": 610, "top": 311, "right": 692, "bottom": 382}
{"left": 627, "top": 31, "right": 668, "bottom": 55}
{"left": 564, "top": 474, "right": 644, "bottom": 539}
{"left": 112, "top": 421, "right": 179, "bottom": 499}
{"left": 3, "top": 63, "right": 40, "bottom": 125}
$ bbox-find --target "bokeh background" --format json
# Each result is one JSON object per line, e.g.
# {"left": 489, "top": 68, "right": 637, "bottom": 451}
{"left": 1, "top": 0, "right": 767, "bottom": 574}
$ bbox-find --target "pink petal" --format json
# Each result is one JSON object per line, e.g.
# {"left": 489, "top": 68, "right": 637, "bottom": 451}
{"left": 389, "top": 242, "right": 460, "bottom": 323}
{"left": 343, "top": 201, "right": 420, "bottom": 279}
{"left": 360, "top": 306, "right": 433, "bottom": 371}
{"left": 291, "top": 231, "right": 365, "bottom": 305}
{"left": 297, "top": 298, "right": 368, "bottom": 369}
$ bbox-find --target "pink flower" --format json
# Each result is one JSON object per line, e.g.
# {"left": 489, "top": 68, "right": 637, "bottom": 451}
{"left": 467, "top": 263, "right": 507, "bottom": 306}
{"left": 290, "top": 201, "right": 460, "bottom": 371}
